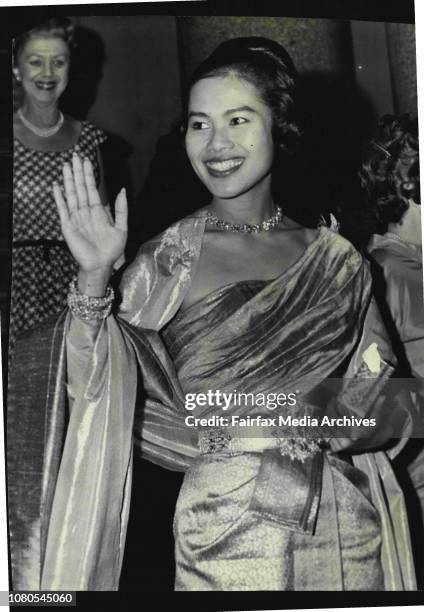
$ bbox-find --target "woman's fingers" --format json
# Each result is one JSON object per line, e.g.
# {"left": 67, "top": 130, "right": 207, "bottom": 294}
{"left": 113, "top": 253, "right": 126, "bottom": 270}
{"left": 114, "top": 188, "right": 128, "bottom": 232}
{"left": 52, "top": 182, "right": 70, "bottom": 225}
{"left": 63, "top": 163, "right": 79, "bottom": 213}
{"left": 104, "top": 203, "right": 114, "bottom": 224}
{"left": 72, "top": 153, "right": 89, "bottom": 208}
{"left": 83, "top": 157, "right": 102, "bottom": 207}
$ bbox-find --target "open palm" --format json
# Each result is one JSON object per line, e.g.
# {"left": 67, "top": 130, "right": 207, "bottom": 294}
{"left": 53, "top": 154, "right": 127, "bottom": 272}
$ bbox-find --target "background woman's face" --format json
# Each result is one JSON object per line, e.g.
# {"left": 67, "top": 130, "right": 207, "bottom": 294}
{"left": 15, "top": 35, "right": 70, "bottom": 105}
{"left": 185, "top": 73, "right": 274, "bottom": 200}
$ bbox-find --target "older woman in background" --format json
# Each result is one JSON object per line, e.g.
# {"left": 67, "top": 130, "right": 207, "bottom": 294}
{"left": 10, "top": 17, "right": 107, "bottom": 351}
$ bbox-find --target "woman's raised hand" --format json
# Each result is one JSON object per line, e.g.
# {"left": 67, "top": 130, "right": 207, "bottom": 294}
{"left": 53, "top": 154, "right": 128, "bottom": 274}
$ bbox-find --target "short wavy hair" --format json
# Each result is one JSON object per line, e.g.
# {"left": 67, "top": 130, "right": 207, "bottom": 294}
{"left": 13, "top": 17, "right": 75, "bottom": 65}
{"left": 358, "top": 113, "right": 420, "bottom": 235}
{"left": 186, "top": 37, "right": 300, "bottom": 156}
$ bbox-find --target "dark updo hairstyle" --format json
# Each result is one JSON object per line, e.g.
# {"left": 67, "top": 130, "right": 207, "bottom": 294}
{"left": 186, "top": 37, "right": 300, "bottom": 156}
{"left": 13, "top": 17, "right": 75, "bottom": 66}
{"left": 358, "top": 114, "right": 420, "bottom": 235}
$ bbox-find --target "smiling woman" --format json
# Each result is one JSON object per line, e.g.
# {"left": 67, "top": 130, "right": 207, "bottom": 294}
{"left": 9, "top": 18, "right": 107, "bottom": 353}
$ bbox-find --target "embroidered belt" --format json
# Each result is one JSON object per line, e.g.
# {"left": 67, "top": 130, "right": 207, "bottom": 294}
{"left": 198, "top": 427, "right": 326, "bottom": 535}
{"left": 198, "top": 427, "right": 326, "bottom": 462}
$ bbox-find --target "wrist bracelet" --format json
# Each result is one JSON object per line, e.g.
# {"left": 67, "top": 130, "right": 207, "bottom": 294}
{"left": 67, "top": 277, "right": 115, "bottom": 321}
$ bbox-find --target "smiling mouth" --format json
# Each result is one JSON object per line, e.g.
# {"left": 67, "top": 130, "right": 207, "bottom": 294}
{"left": 35, "top": 81, "right": 57, "bottom": 90}
{"left": 204, "top": 158, "right": 244, "bottom": 177}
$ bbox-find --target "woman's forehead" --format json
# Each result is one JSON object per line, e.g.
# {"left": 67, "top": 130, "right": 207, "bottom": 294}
{"left": 189, "top": 73, "right": 267, "bottom": 114}
{"left": 21, "top": 35, "right": 69, "bottom": 57}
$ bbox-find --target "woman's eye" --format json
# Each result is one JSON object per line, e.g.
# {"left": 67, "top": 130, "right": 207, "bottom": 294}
{"left": 230, "top": 117, "right": 248, "bottom": 126}
{"left": 191, "top": 121, "right": 209, "bottom": 130}
{"left": 28, "top": 59, "right": 42, "bottom": 67}
{"left": 54, "top": 58, "right": 67, "bottom": 68}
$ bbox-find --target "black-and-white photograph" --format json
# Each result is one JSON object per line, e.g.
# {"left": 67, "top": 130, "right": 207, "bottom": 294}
{"left": 1, "top": 0, "right": 423, "bottom": 607}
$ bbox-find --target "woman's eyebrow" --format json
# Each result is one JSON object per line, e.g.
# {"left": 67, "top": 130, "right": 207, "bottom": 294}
{"left": 187, "top": 111, "right": 209, "bottom": 119}
{"left": 224, "top": 106, "right": 257, "bottom": 115}
{"left": 27, "top": 54, "right": 67, "bottom": 60}
{"left": 188, "top": 106, "right": 257, "bottom": 119}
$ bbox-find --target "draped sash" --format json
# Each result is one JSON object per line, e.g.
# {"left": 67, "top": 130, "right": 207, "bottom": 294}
{"left": 160, "top": 232, "right": 368, "bottom": 404}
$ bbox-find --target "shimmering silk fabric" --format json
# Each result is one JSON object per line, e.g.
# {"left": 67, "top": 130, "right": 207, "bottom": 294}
{"left": 174, "top": 452, "right": 384, "bottom": 590}
{"left": 8, "top": 312, "right": 194, "bottom": 590}
{"left": 6, "top": 210, "right": 417, "bottom": 590}
{"left": 119, "top": 213, "right": 206, "bottom": 330}
{"left": 7, "top": 312, "right": 69, "bottom": 591}
{"left": 368, "top": 234, "right": 424, "bottom": 585}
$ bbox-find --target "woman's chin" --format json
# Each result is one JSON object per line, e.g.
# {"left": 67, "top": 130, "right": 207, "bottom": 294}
{"left": 25, "top": 86, "right": 62, "bottom": 105}
{"left": 201, "top": 171, "right": 272, "bottom": 202}
{"left": 205, "top": 182, "right": 250, "bottom": 201}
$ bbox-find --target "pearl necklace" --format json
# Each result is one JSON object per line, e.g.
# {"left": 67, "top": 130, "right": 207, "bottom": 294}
{"left": 206, "top": 205, "right": 283, "bottom": 233}
{"left": 18, "top": 108, "right": 64, "bottom": 138}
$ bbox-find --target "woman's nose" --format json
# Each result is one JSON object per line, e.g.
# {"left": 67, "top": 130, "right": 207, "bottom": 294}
{"left": 42, "top": 61, "right": 54, "bottom": 77}
{"left": 208, "top": 125, "right": 233, "bottom": 151}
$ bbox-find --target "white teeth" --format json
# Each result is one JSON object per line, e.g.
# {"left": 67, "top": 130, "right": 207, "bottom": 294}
{"left": 206, "top": 159, "right": 243, "bottom": 171}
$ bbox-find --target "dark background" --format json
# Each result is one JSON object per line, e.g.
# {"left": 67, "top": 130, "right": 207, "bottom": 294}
{"left": 0, "top": 0, "right": 421, "bottom": 606}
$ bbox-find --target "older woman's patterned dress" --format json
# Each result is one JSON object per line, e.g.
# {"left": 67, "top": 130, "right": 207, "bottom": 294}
{"left": 10, "top": 121, "right": 106, "bottom": 351}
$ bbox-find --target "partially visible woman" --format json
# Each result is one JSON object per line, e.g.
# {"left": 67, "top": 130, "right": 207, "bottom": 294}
{"left": 10, "top": 17, "right": 107, "bottom": 351}
{"left": 354, "top": 114, "right": 424, "bottom": 586}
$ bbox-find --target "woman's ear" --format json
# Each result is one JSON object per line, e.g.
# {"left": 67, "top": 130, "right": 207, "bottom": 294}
{"left": 13, "top": 67, "right": 21, "bottom": 82}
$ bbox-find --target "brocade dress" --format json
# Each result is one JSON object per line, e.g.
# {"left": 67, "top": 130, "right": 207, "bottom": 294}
{"left": 10, "top": 121, "right": 106, "bottom": 350}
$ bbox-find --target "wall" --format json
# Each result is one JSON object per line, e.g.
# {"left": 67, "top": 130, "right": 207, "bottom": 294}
{"left": 350, "top": 20, "right": 417, "bottom": 117}
{"left": 386, "top": 22, "right": 417, "bottom": 114}
{"left": 178, "top": 15, "right": 354, "bottom": 78}
{"left": 70, "top": 15, "right": 183, "bottom": 200}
